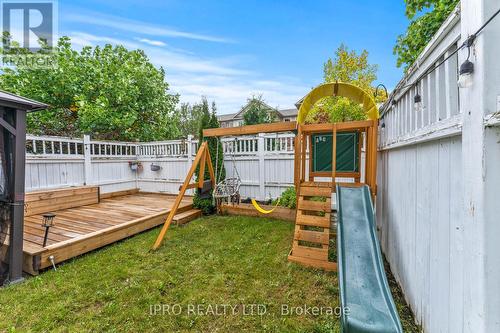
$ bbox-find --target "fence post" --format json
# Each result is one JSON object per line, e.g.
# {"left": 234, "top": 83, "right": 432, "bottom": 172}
{"left": 83, "top": 134, "right": 92, "bottom": 185}
{"left": 187, "top": 135, "right": 194, "bottom": 164}
{"left": 258, "top": 133, "right": 265, "bottom": 200}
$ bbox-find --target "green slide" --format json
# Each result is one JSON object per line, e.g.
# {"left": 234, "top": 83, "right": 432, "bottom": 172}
{"left": 336, "top": 185, "right": 402, "bottom": 333}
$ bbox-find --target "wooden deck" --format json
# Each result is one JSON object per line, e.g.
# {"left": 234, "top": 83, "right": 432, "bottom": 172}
{"left": 2, "top": 189, "right": 193, "bottom": 275}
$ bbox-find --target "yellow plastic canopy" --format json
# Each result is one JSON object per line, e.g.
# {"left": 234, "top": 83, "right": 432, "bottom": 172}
{"left": 297, "top": 82, "right": 379, "bottom": 124}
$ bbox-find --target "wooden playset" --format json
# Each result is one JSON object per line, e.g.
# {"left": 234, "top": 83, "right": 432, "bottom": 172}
{"left": 152, "top": 82, "right": 379, "bottom": 272}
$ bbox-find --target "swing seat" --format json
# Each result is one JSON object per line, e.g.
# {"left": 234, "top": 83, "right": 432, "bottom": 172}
{"left": 213, "top": 177, "right": 241, "bottom": 198}
{"left": 251, "top": 198, "right": 281, "bottom": 214}
{"left": 197, "top": 179, "right": 213, "bottom": 200}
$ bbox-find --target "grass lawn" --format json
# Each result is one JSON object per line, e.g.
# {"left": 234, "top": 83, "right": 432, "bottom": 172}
{"left": 0, "top": 215, "right": 419, "bottom": 332}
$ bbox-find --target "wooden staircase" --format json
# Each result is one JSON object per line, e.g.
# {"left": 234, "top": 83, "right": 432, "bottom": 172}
{"left": 173, "top": 209, "right": 202, "bottom": 226}
{"left": 288, "top": 182, "right": 337, "bottom": 271}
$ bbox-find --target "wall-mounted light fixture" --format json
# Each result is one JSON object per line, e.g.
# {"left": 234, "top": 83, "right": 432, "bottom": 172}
{"left": 374, "top": 84, "right": 388, "bottom": 100}
{"left": 458, "top": 35, "right": 476, "bottom": 88}
{"left": 414, "top": 83, "right": 422, "bottom": 112}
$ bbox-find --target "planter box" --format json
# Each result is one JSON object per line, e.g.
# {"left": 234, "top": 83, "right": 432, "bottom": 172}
{"left": 220, "top": 203, "right": 296, "bottom": 222}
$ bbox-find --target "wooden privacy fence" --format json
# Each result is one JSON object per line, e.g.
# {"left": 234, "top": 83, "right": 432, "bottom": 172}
{"left": 24, "top": 132, "right": 366, "bottom": 200}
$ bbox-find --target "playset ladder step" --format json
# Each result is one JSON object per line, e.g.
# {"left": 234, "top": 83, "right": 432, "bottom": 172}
{"left": 295, "top": 211, "right": 330, "bottom": 228}
{"left": 288, "top": 253, "right": 337, "bottom": 271}
{"left": 299, "top": 185, "right": 331, "bottom": 197}
{"left": 298, "top": 198, "right": 331, "bottom": 212}
{"left": 291, "top": 243, "right": 328, "bottom": 260}
{"left": 294, "top": 228, "right": 330, "bottom": 245}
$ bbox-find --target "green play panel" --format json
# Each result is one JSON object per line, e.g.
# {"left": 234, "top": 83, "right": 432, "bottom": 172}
{"left": 312, "top": 132, "right": 360, "bottom": 173}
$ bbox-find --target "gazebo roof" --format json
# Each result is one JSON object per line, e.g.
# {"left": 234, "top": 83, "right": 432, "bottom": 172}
{"left": 0, "top": 90, "right": 48, "bottom": 111}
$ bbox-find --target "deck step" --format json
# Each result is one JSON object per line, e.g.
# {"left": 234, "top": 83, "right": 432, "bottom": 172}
{"left": 295, "top": 212, "right": 330, "bottom": 228}
{"left": 299, "top": 186, "right": 331, "bottom": 197}
{"left": 173, "top": 209, "right": 202, "bottom": 225}
{"left": 294, "top": 229, "right": 330, "bottom": 245}
{"left": 298, "top": 198, "right": 331, "bottom": 212}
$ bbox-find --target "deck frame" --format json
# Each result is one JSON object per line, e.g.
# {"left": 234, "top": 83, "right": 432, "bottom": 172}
{"left": 1, "top": 189, "right": 192, "bottom": 275}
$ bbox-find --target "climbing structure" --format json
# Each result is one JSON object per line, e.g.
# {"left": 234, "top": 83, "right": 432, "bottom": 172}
{"left": 154, "top": 82, "right": 402, "bottom": 332}
{"left": 288, "top": 181, "right": 335, "bottom": 270}
{"left": 287, "top": 119, "right": 378, "bottom": 271}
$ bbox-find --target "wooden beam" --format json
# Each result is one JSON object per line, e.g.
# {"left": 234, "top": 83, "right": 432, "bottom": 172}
{"left": 331, "top": 124, "right": 337, "bottom": 187}
{"left": 152, "top": 142, "right": 208, "bottom": 249}
{"left": 308, "top": 134, "right": 313, "bottom": 181}
{"left": 301, "top": 120, "right": 374, "bottom": 133}
{"left": 203, "top": 121, "right": 297, "bottom": 137}
{"left": 205, "top": 144, "right": 216, "bottom": 187}
{"left": 198, "top": 149, "right": 206, "bottom": 188}
{"left": 301, "top": 132, "right": 307, "bottom": 183}
{"left": 182, "top": 183, "right": 199, "bottom": 190}
{"left": 294, "top": 125, "right": 302, "bottom": 190}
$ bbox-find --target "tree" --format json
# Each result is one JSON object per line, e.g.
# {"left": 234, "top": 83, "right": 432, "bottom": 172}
{"left": 0, "top": 36, "right": 179, "bottom": 141}
{"left": 306, "top": 44, "right": 384, "bottom": 124}
{"left": 394, "top": 0, "right": 459, "bottom": 70}
{"left": 242, "top": 95, "right": 277, "bottom": 125}
{"left": 193, "top": 98, "right": 225, "bottom": 215}
{"left": 177, "top": 102, "right": 205, "bottom": 139}
{"left": 323, "top": 44, "right": 377, "bottom": 92}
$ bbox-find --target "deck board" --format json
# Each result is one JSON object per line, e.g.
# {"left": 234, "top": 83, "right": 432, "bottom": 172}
{"left": 6, "top": 192, "right": 192, "bottom": 274}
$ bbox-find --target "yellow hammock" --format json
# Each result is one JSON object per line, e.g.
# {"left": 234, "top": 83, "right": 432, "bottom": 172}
{"left": 251, "top": 198, "right": 281, "bottom": 214}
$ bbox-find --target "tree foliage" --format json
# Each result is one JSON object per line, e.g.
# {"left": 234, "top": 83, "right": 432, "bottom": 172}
{"left": 193, "top": 98, "right": 225, "bottom": 215}
{"left": 177, "top": 102, "right": 206, "bottom": 139}
{"left": 0, "top": 36, "right": 179, "bottom": 141}
{"left": 242, "top": 95, "right": 277, "bottom": 125}
{"left": 323, "top": 44, "right": 377, "bottom": 92}
{"left": 306, "top": 44, "right": 384, "bottom": 124}
{"left": 394, "top": 0, "right": 459, "bottom": 70}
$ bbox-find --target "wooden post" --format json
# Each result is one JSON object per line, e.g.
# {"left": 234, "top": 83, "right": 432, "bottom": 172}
{"left": 331, "top": 124, "right": 337, "bottom": 187}
{"left": 205, "top": 145, "right": 216, "bottom": 188}
{"left": 308, "top": 134, "right": 313, "bottom": 181}
{"left": 198, "top": 149, "right": 206, "bottom": 188}
{"left": 152, "top": 142, "right": 214, "bottom": 250}
{"left": 365, "top": 125, "right": 372, "bottom": 191}
{"left": 294, "top": 125, "right": 302, "bottom": 190}
{"left": 301, "top": 133, "right": 307, "bottom": 183}
{"left": 356, "top": 130, "right": 362, "bottom": 183}
{"left": 371, "top": 120, "right": 378, "bottom": 197}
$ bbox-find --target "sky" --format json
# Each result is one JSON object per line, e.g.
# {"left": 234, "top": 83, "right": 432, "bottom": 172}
{"left": 56, "top": 0, "right": 408, "bottom": 114}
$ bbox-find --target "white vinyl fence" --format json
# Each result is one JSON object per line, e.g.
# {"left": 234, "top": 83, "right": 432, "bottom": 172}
{"left": 24, "top": 133, "right": 302, "bottom": 200}
{"left": 377, "top": 1, "right": 500, "bottom": 332}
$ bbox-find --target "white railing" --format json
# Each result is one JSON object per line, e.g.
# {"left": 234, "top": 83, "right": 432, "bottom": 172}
{"left": 90, "top": 140, "right": 137, "bottom": 157}
{"left": 26, "top": 135, "right": 84, "bottom": 156}
{"left": 23, "top": 132, "right": 301, "bottom": 198}
{"left": 138, "top": 139, "right": 195, "bottom": 158}
{"left": 24, "top": 130, "right": 359, "bottom": 200}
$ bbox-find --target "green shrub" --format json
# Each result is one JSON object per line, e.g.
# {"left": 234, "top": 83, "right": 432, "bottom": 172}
{"left": 193, "top": 194, "right": 215, "bottom": 215}
{"left": 273, "top": 187, "right": 297, "bottom": 209}
{"left": 192, "top": 98, "right": 224, "bottom": 215}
